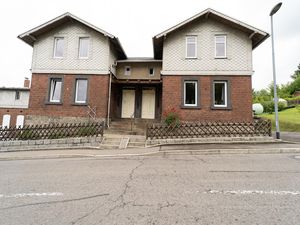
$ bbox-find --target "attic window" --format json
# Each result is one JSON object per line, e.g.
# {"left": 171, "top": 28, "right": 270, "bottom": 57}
{"left": 149, "top": 68, "right": 154, "bottom": 76}
{"left": 186, "top": 36, "right": 197, "bottom": 58}
{"left": 215, "top": 35, "right": 226, "bottom": 58}
{"left": 79, "top": 37, "right": 89, "bottom": 58}
{"left": 53, "top": 37, "right": 64, "bottom": 58}
{"left": 124, "top": 66, "right": 131, "bottom": 76}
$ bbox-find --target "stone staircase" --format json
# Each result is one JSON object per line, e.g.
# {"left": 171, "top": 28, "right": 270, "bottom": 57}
{"left": 99, "top": 134, "right": 146, "bottom": 150}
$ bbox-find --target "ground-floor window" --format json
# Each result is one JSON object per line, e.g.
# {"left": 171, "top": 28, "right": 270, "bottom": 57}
{"left": 75, "top": 79, "right": 88, "bottom": 103}
{"left": 184, "top": 81, "right": 197, "bottom": 106}
{"left": 213, "top": 81, "right": 227, "bottom": 107}
{"left": 49, "top": 78, "right": 62, "bottom": 103}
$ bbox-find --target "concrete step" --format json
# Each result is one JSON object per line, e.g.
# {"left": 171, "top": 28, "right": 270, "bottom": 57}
{"left": 127, "top": 141, "right": 146, "bottom": 147}
{"left": 99, "top": 144, "right": 120, "bottom": 149}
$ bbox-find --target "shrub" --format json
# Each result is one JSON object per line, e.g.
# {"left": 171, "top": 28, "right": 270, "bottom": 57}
{"left": 163, "top": 107, "right": 180, "bottom": 126}
{"left": 261, "top": 101, "right": 286, "bottom": 114}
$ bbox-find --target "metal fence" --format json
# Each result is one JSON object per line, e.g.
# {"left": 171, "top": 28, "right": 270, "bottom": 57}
{"left": 146, "top": 119, "right": 272, "bottom": 140}
{"left": 0, "top": 122, "right": 105, "bottom": 141}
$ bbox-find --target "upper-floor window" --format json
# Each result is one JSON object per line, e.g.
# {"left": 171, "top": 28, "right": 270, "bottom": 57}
{"left": 149, "top": 68, "right": 154, "bottom": 76}
{"left": 49, "top": 78, "right": 62, "bottom": 102}
{"left": 15, "top": 91, "right": 20, "bottom": 100}
{"left": 186, "top": 36, "right": 197, "bottom": 59}
{"left": 75, "top": 79, "right": 88, "bottom": 103}
{"left": 184, "top": 81, "right": 198, "bottom": 107}
{"left": 213, "top": 81, "right": 227, "bottom": 107}
{"left": 53, "top": 37, "right": 64, "bottom": 58}
{"left": 124, "top": 66, "right": 131, "bottom": 76}
{"left": 79, "top": 37, "right": 89, "bottom": 59}
{"left": 215, "top": 35, "right": 226, "bottom": 58}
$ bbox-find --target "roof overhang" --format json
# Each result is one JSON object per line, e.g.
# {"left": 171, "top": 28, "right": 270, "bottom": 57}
{"left": 18, "top": 12, "right": 127, "bottom": 59}
{"left": 153, "top": 8, "right": 269, "bottom": 59}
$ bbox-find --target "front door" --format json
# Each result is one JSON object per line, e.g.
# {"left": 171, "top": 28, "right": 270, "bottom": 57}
{"left": 121, "top": 89, "right": 135, "bottom": 118}
{"left": 142, "top": 89, "right": 155, "bottom": 119}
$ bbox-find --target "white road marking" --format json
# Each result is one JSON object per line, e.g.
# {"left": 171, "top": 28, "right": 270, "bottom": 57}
{"left": 204, "top": 190, "right": 300, "bottom": 195}
{"left": 0, "top": 192, "right": 63, "bottom": 199}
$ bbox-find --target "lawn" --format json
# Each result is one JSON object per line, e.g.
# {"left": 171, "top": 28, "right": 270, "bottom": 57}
{"left": 258, "top": 107, "right": 300, "bottom": 132}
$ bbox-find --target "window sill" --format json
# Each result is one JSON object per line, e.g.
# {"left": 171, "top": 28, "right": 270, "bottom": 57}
{"left": 45, "top": 101, "right": 63, "bottom": 105}
{"left": 181, "top": 105, "right": 201, "bottom": 109}
{"left": 72, "top": 103, "right": 88, "bottom": 106}
{"left": 214, "top": 57, "right": 227, "bottom": 59}
{"left": 185, "top": 57, "right": 198, "bottom": 60}
{"left": 211, "top": 106, "right": 232, "bottom": 110}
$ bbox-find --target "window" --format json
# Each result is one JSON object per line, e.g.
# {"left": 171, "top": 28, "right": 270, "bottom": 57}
{"left": 15, "top": 91, "right": 20, "bottom": 100}
{"left": 53, "top": 37, "right": 64, "bottom": 58}
{"left": 149, "top": 68, "right": 154, "bottom": 76}
{"left": 79, "top": 37, "right": 89, "bottom": 58}
{"left": 186, "top": 36, "right": 197, "bottom": 58}
{"left": 184, "top": 81, "right": 197, "bottom": 106}
{"left": 213, "top": 81, "right": 227, "bottom": 107}
{"left": 124, "top": 66, "right": 131, "bottom": 76}
{"left": 49, "top": 78, "right": 62, "bottom": 102}
{"left": 215, "top": 35, "right": 226, "bottom": 58}
{"left": 75, "top": 79, "right": 88, "bottom": 103}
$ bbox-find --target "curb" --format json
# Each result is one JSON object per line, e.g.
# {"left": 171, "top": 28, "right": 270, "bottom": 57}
{"left": 1, "top": 147, "right": 300, "bottom": 161}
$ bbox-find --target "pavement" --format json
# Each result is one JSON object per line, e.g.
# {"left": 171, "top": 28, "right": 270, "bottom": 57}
{"left": 0, "top": 132, "right": 299, "bottom": 160}
{"left": 1, "top": 153, "right": 300, "bottom": 224}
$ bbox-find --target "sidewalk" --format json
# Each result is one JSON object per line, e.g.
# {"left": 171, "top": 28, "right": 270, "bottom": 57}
{"left": 0, "top": 142, "right": 300, "bottom": 160}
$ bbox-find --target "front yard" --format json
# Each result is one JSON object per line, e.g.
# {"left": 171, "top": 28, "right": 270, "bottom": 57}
{"left": 259, "top": 107, "right": 300, "bottom": 132}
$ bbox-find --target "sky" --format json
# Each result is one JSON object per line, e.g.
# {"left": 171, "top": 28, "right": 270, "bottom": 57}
{"left": 0, "top": 0, "right": 299, "bottom": 90}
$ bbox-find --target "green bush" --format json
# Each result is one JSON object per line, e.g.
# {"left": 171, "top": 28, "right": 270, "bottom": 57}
{"left": 261, "top": 101, "right": 286, "bottom": 114}
{"left": 163, "top": 108, "right": 180, "bottom": 126}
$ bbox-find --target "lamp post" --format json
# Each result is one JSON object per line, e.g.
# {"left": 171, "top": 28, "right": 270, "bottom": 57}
{"left": 270, "top": 2, "right": 282, "bottom": 139}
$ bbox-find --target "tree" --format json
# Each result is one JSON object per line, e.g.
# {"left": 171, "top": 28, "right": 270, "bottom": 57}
{"left": 291, "top": 63, "right": 300, "bottom": 80}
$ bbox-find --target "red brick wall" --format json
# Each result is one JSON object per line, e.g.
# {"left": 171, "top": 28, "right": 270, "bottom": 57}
{"left": 0, "top": 108, "right": 27, "bottom": 127}
{"left": 162, "top": 75, "right": 253, "bottom": 122}
{"left": 28, "top": 73, "right": 109, "bottom": 119}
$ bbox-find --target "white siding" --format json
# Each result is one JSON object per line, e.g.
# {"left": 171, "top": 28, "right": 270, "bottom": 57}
{"left": 162, "top": 18, "right": 253, "bottom": 75}
{"left": 0, "top": 90, "right": 29, "bottom": 108}
{"left": 31, "top": 21, "right": 110, "bottom": 74}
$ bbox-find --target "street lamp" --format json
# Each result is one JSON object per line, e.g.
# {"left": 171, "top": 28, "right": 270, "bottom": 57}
{"left": 270, "top": 2, "right": 282, "bottom": 139}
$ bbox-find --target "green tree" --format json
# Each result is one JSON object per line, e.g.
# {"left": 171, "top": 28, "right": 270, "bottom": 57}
{"left": 291, "top": 63, "right": 300, "bottom": 80}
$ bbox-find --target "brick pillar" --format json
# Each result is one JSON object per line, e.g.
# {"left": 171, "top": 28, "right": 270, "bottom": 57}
{"left": 24, "top": 78, "right": 30, "bottom": 88}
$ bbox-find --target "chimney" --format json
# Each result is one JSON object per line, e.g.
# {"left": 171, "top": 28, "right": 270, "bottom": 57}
{"left": 24, "top": 77, "right": 30, "bottom": 88}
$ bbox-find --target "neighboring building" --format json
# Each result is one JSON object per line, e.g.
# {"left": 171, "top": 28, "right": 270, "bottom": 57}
{"left": 18, "top": 9, "right": 268, "bottom": 125}
{"left": 0, "top": 79, "right": 30, "bottom": 128}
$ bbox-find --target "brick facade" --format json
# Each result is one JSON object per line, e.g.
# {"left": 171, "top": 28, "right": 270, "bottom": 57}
{"left": 162, "top": 75, "right": 253, "bottom": 122}
{"left": 0, "top": 108, "right": 27, "bottom": 128}
{"left": 27, "top": 73, "right": 109, "bottom": 124}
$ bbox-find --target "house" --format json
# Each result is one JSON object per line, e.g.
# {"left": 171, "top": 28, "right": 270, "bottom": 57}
{"left": 18, "top": 9, "right": 268, "bottom": 126}
{"left": 0, "top": 78, "right": 30, "bottom": 128}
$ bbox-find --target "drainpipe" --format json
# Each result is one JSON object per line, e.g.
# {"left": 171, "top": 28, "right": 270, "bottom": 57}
{"left": 107, "top": 70, "right": 112, "bottom": 128}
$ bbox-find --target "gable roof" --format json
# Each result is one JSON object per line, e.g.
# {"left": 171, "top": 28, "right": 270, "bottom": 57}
{"left": 153, "top": 8, "right": 269, "bottom": 59}
{"left": 18, "top": 12, "right": 126, "bottom": 59}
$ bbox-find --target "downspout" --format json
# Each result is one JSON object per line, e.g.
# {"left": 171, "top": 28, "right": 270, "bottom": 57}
{"left": 107, "top": 69, "right": 112, "bottom": 128}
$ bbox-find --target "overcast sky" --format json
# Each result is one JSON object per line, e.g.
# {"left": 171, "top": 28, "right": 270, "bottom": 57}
{"left": 1, "top": 0, "right": 299, "bottom": 90}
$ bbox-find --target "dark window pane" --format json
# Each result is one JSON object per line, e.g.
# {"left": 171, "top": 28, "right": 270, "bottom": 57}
{"left": 214, "top": 82, "right": 225, "bottom": 105}
{"left": 185, "top": 82, "right": 196, "bottom": 105}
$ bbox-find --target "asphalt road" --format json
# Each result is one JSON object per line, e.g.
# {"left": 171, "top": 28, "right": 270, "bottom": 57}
{"left": 1, "top": 153, "right": 300, "bottom": 225}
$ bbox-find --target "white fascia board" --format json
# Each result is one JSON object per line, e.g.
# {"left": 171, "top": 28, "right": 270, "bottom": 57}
{"left": 18, "top": 12, "right": 115, "bottom": 39}
{"left": 155, "top": 8, "right": 267, "bottom": 39}
{"left": 161, "top": 70, "right": 254, "bottom": 76}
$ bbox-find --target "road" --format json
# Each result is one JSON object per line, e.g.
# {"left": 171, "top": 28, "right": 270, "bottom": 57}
{"left": 1, "top": 153, "right": 300, "bottom": 225}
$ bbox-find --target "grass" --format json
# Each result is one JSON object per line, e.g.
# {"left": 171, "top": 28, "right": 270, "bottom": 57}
{"left": 258, "top": 107, "right": 300, "bottom": 132}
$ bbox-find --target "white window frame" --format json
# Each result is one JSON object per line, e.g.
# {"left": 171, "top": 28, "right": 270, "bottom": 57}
{"left": 185, "top": 36, "right": 197, "bottom": 59}
{"left": 184, "top": 81, "right": 198, "bottom": 107}
{"left": 214, "top": 35, "right": 227, "bottom": 58}
{"left": 78, "top": 37, "right": 90, "bottom": 59}
{"left": 213, "top": 81, "right": 227, "bottom": 107}
{"left": 53, "top": 37, "right": 64, "bottom": 58}
{"left": 75, "top": 79, "right": 88, "bottom": 104}
{"left": 124, "top": 66, "right": 131, "bottom": 76}
{"left": 49, "top": 78, "right": 62, "bottom": 103}
{"left": 149, "top": 68, "right": 155, "bottom": 76}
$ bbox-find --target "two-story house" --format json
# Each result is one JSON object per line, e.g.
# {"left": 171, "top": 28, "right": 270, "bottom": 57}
{"left": 18, "top": 9, "right": 268, "bottom": 125}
